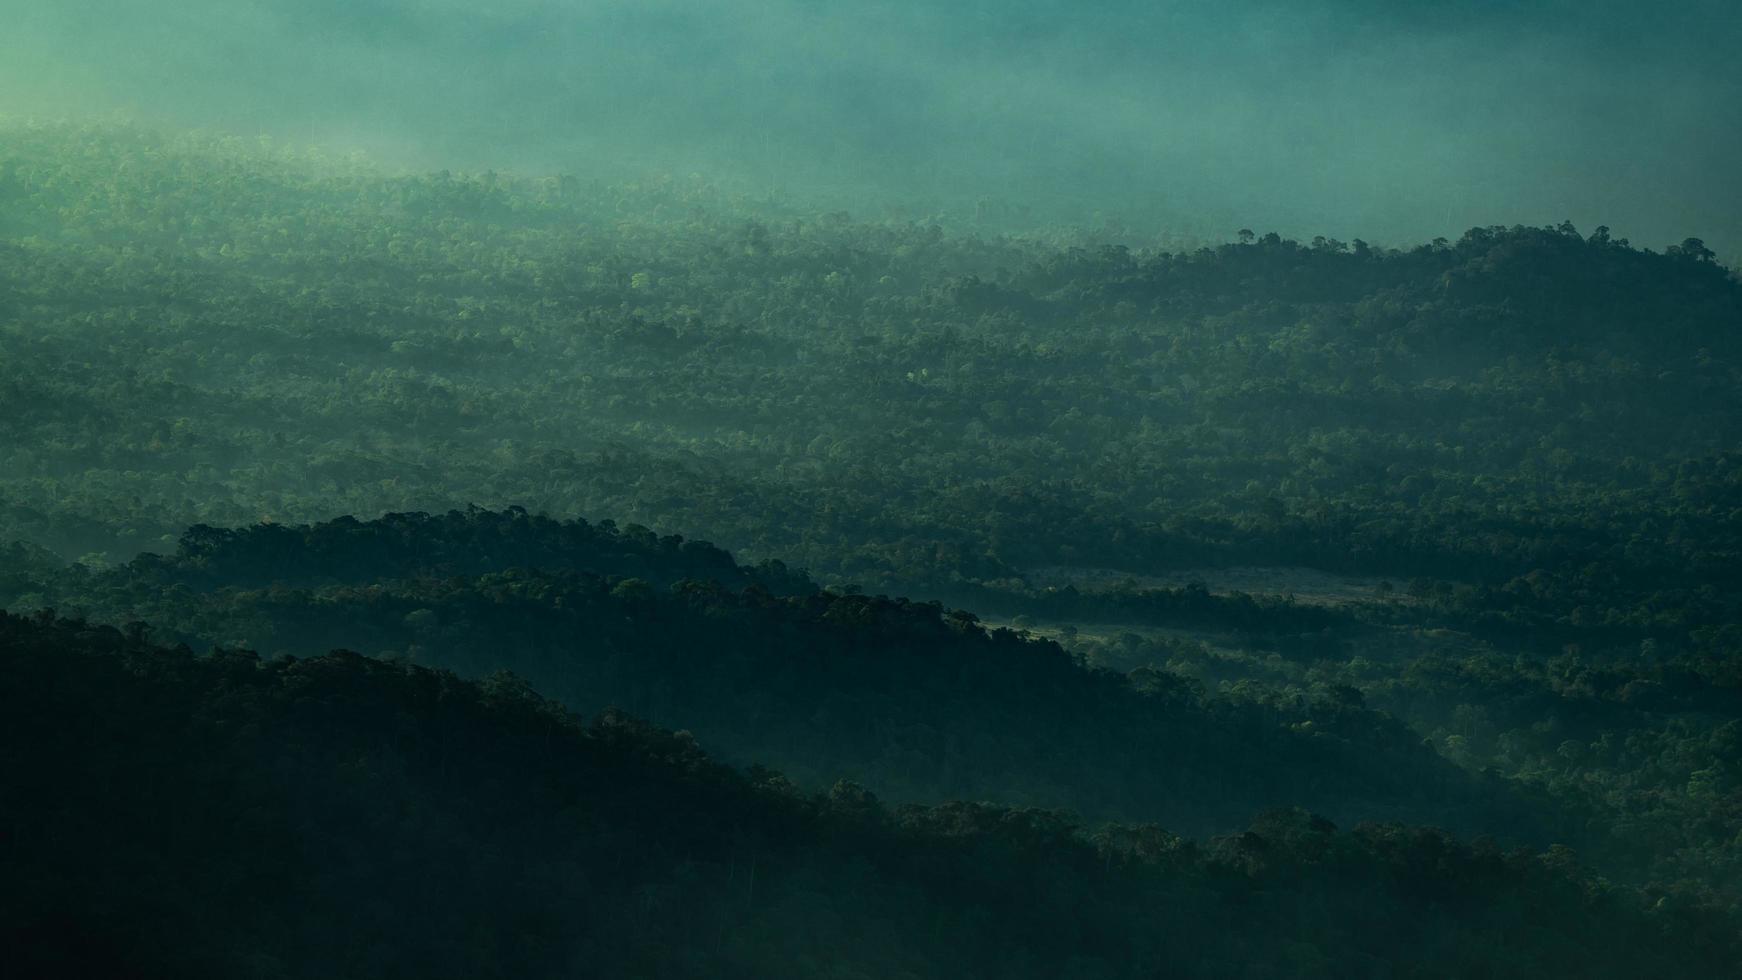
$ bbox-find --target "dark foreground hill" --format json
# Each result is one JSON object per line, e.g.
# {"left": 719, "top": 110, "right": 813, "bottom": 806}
{"left": 16, "top": 509, "right": 1539, "bottom": 843}
{"left": 4, "top": 611, "right": 1736, "bottom": 980}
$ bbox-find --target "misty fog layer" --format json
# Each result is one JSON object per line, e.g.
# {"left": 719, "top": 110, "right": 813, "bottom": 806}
{"left": 7, "top": 6, "right": 1742, "bottom": 976}
{"left": 3, "top": 0, "right": 1737, "bottom": 254}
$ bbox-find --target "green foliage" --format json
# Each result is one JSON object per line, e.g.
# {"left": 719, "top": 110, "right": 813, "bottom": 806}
{"left": 19, "top": 510, "right": 1530, "bottom": 840}
{"left": 5, "top": 610, "right": 1735, "bottom": 980}
{"left": 3, "top": 122, "right": 1739, "bottom": 631}
{"left": 5, "top": 123, "right": 1742, "bottom": 973}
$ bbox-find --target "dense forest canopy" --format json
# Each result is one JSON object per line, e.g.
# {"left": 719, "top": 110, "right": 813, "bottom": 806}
{"left": 3, "top": 123, "right": 1738, "bottom": 606}
{"left": 8, "top": 510, "right": 1542, "bottom": 840}
{"left": 2, "top": 21, "right": 1740, "bottom": 970}
{"left": 8, "top": 611, "right": 1740, "bottom": 980}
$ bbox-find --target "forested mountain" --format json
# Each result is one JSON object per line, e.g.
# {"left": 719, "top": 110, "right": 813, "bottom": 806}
{"left": 4, "top": 123, "right": 1738, "bottom": 624}
{"left": 4, "top": 120, "right": 1742, "bottom": 975}
{"left": 7, "top": 611, "right": 1737, "bottom": 980}
{"left": 7, "top": 510, "right": 1535, "bottom": 840}
{"left": 9, "top": 507, "right": 1742, "bottom": 910}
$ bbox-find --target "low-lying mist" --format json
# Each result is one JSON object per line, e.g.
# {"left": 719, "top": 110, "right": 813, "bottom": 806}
{"left": 3, "top": 0, "right": 1738, "bottom": 254}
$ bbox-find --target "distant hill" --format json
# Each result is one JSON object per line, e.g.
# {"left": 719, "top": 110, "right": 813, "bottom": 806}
{"left": 4, "top": 123, "right": 1742, "bottom": 971}
{"left": 3, "top": 123, "right": 1738, "bottom": 625}
{"left": 127, "top": 508, "right": 816, "bottom": 595}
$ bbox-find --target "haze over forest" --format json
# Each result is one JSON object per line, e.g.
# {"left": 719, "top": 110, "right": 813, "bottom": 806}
{"left": 4, "top": 0, "right": 1739, "bottom": 255}
{"left": 5, "top": 3, "right": 1742, "bottom": 978}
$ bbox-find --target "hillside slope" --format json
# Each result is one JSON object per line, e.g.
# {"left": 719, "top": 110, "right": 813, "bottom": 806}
{"left": 4, "top": 610, "right": 1735, "bottom": 980}
{"left": 8, "top": 510, "right": 1534, "bottom": 840}
{"left": 4, "top": 122, "right": 1739, "bottom": 625}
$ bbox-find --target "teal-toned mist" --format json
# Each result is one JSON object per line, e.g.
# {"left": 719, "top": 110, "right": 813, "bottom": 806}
{"left": 3, "top": 0, "right": 1737, "bottom": 252}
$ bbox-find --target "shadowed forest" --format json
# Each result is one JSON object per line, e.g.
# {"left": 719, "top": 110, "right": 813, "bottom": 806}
{"left": 3, "top": 2, "right": 1741, "bottom": 977}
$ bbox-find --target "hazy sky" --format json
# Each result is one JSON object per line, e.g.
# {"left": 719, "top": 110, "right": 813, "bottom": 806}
{"left": 3, "top": 0, "right": 1737, "bottom": 253}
